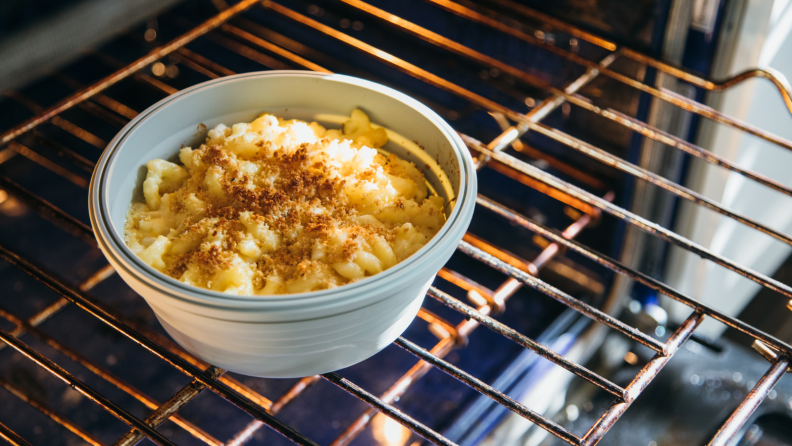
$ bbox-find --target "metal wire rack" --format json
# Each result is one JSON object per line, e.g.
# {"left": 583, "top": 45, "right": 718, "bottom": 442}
{"left": 0, "top": 1, "right": 790, "bottom": 445}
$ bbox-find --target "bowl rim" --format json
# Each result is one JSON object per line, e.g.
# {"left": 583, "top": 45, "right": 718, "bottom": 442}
{"left": 89, "top": 70, "right": 476, "bottom": 310}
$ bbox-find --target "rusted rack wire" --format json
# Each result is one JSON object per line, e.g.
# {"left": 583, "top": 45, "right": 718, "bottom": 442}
{"left": 0, "top": 1, "right": 790, "bottom": 446}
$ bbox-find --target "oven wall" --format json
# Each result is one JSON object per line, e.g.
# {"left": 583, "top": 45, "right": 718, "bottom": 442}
{"left": 0, "top": 0, "right": 183, "bottom": 92}
{"left": 664, "top": 0, "right": 782, "bottom": 340}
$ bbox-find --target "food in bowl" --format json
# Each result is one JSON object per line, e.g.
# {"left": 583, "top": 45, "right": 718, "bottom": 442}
{"left": 91, "top": 71, "right": 475, "bottom": 377}
{"left": 124, "top": 109, "right": 446, "bottom": 295}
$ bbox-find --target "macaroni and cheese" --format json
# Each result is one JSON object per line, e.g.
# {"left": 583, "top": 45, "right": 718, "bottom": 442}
{"left": 124, "top": 110, "right": 445, "bottom": 295}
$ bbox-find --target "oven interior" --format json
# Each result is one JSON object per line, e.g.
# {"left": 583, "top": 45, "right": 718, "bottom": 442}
{"left": 0, "top": 1, "right": 790, "bottom": 446}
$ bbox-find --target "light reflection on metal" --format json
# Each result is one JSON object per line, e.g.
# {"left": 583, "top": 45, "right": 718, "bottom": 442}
{"left": 372, "top": 413, "right": 413, "bottom": 446}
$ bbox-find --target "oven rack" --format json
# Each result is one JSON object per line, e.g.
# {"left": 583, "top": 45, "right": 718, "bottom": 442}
{"left": 0, "top": 1, "right": 790, "bottom": 446}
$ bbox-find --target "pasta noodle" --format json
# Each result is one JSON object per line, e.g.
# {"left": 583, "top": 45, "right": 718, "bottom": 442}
{"left": 124, "top": 110, "right": 445, "bottom": 295}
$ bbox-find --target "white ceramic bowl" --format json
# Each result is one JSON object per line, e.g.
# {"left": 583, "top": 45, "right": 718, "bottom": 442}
{"left": 89, "top": 71, "right": 476, "bottom": 378}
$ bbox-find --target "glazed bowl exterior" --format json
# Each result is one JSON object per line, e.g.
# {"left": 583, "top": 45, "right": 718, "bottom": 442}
{"left": 89, "top": 71, "right": 476, "bottom": 378}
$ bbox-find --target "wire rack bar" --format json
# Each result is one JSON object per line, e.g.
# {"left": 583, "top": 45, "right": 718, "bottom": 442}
{"left": 420, "top": 0, "right": 792, "bottom": 150}
{"left": 484, "top": 158, "right": 600, "bottom": 216}
{"left": 26, "top": 131, "right": 96, "bottom": 172}
{"left": 0, "top": 243, "right": 318, "bottom": 446}
{"left": 466, "top": 139, "right": 792, "bottom": 299}
{"left": 0, "top": 376, "right": 106, "bottom": 446}
{"left": 6, "top": 142, "right": 88, "bottom": 188}
{"left": 215, "top": 26, "right": 325, "bottom": 72}
{"left": 1, "top": 53, "right": 299, "bottom": 446}
{"left": 566, "top": 101, "right": 792, "bottom": 199}
{"left": 522, "top": 120, "right": 792, "bottom": 247}
{"left": 394, "top": 337, "right": 580, "bottom": 445}
{"left": 321, "top": 372, "right": 457, "bottom": 446}
{"left": 311, "top": 0, "right": 792, "bottom": 245}
{"left": 489, "top": 139, "right": 606, "bottom": 190}
{"left": 79, "top": 265, "right": 116, "bottom": 292}
{"left": 220, "top": 23, "right": 330, "bottom": 72}
{"left": 427, "top": 286, "right": 626, "bottom": 398}
{"left": 487, "top": 0, "right": 791, "bottom": 115}
{"left": 2, "top": 93, "right": 106, "bottom": 149}
{"left": 0, "top": 307, "right": 221, "bottom": 446}
{"left": 73, "top": 102, "right": 128, "bottom": 128}
{"left": 0, "top": 0, "right": 260, "bottom": 146}
{"left": 462, "top": 233, "right": 541, "bottom": 276}
{"left": 0, "top": 176, "right": 96, "bottom": 246}
{"left": 0, "top": 421, "right": 34, "bottom": 446}
{"left": 438, "top": 268, "right": 494, "bottom": 298}
{"left": 0, "top": 2, "right": 788, "bottom": 446}
{"left": 177, "top": 47, "right": 238, "bottom": 77}
{"left": 454, "top": 242, "right": 665, "bottom": 353}
{"left": 0, "top": 149, "right": 15, "bottom": 167}
{"left": 461, "top": 233, "right": 604, "bottom": 299}
{"left": 475, "top": 195, "right": 792, "bottom": 358}
{"left": 580, "top": 310, "right": 705, "bottom": 446}
{"left": 264, "top": 0, "right": 792, "bottom": 300}
{"left": 203, "top": 31, "right": 294, "bottom": 70}
{"left": 177, "top": 54, "right": 227, "bottom": 80}
{"left": 226, "top": 375, "right": 321, "bottom": 446}
{"left": 707, "top": 355, "right": 791, "bottom": 446}
{"left": 330, "top": 336, "right": 455, "bottom": 446}
{"left": 50, "top": 72, "right": 140, "bottom": 120}
{"left": 328, "top": 209, "right": 596, "bottom": 446}
{"left": 420, "top": 307, "right": 465, "bottom": 345}
{"left": 0, "top": 329, "right": 177, "bottom": 446}
{"left": 114, "top": 366, "right": 225, "bottom": 446}
{"left": 86, "top": 52, "right": 179, "bottom": 96}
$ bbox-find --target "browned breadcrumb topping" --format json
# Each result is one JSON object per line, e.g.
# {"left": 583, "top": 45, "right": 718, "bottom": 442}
{"left": 177, "top": 141, "right": 379, "bottom": 284}
{"left": 125, "top": 114, "right": 446, "bottom": 295}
